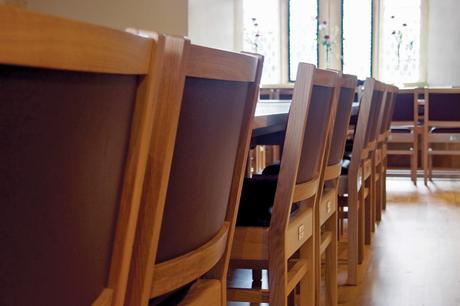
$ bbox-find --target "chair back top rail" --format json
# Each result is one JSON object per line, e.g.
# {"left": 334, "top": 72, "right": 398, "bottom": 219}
{"left": 0, "top": 6, "right": 152, "bottom": 74}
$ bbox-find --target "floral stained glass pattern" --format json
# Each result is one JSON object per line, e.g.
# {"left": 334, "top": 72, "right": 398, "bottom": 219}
{"left": 243, "top": 0, "right": 281, "bottom": 84}
{"left": 342, "top": 0, "right": 373, "bottom": 80}
{"left": 380, "top": 0, "right": 421, "bottom": 84}
{"left": 289, "top": 0, "right": 318, "bottom": 81}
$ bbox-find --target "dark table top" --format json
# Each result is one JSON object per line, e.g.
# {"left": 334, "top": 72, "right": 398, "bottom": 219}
{"left": 254, "top": 99, "right": 359, "bottom": 136}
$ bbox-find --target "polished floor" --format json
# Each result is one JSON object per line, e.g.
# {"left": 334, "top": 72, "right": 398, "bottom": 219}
{"left": 229, "top": 178, "right": 460, "bottom": 305}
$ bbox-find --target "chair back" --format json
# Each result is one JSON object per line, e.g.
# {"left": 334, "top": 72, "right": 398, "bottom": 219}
{"left": 126, "top": 43, "right": 263, "bottom": 305}
{"left": 392, "top": 90, "right": 415, "bottom": 122}
{"left": 327, "top": 74, "right": 358, "bottom": 167}
{"left": 0, "top": 7, "right": 163, "bottom": 306}
{"left": 364, "top": 81, "right": 386, "bottom": 148}
{"left": 270, "top": 65, "right": 339, "bottom": 238}
{"left": 381, "top": 85, "right": 399, "bottom": 135}
{"left": 426, "top": 90, "right": 460, "bottom": 124}
{"left": 348, "top": 79, "right": 382, "bottom": 176}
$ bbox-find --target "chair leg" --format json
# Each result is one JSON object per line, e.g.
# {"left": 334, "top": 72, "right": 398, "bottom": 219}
{"left": 364, "top": 176, "right": 372, "bottom": 247}
{"left": 423, "top": 135, "right": 429, "bottom": 185}
{"left": 298, "top": 237, "right": 315, "bottom": 306}
{"left": 325, "top": 214, "right": 338, "bottom": 306}
{"left": 429, "top": 153, "right": 433, "bottom": 181}
{"left": 375, "top": 164, "right": 382, "bottom": 223}
{"left": 411, "top": 133, "right": 418, "bottom": 185}
{"left": 268, "top": 259, "right": 288, "bottom": 305}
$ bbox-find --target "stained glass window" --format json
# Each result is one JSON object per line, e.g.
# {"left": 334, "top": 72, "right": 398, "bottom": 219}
{"left": 242, "top": 0, "right": 281, "bottom": 84}
{"left": 288, "top": 0, "right": 318, "bottom": 81}
{"left": 342, "top": 0, "right": 373, "bottom": 80}
{"left": 379, "top": 0, "right": 421, "bottom": 84}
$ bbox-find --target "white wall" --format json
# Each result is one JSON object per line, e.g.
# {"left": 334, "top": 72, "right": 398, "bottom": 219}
{"left": 427, "top": 0, "right": 460, "bottom": 86}
{"left": 188, "top": 0, "right": 236, "bottom": 51}
{"left": 26, "top": 0, "right": 188, "bottom": 36}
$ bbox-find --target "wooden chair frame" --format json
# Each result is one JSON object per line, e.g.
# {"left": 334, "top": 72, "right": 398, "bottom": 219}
{"left": 387, "top": 88, "right": 421, "bottom": 185}
{"left": 314, "top": 74, "right": 357, "bottom": 306}
{"left": 0, "top": 7, "right": 166, "bottom": 306}
{"left": 228, "top": 65, "right": 339, "bottom": 306}
{"left": 338, "top": 78, "right": 386, "bottom": 285}
{"left": 373, "top": 85, "right": 398, "bottom": 223}
{"left": 125, "top": 42, "right": 264, "bottom": 306}
{"left": 422, "top": 88, "right": 460, "bottom": 185}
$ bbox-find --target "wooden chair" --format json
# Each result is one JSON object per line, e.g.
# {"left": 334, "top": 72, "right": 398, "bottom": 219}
{"left": 387, "top": 89, "right": 420, "bottom": 185}
{"left": 374, "top": 85, "right": 398, "bottom": 220}
{"left": 423, "top": 88, "right": 460, "bottom": 184}
{"left": 228, "top": 64, "right": 339, "bottom": 305}
{"left": 0, "top": 7, "right": 165, "bottom": 306}
{"left": 125, "top": 44, "right": 264, "bottom": 305}
{"left": 338, "top": 78, "right": 386, "bottom": 285}
{"left": 314, "top": 74, "right": 357, "bottom": 305}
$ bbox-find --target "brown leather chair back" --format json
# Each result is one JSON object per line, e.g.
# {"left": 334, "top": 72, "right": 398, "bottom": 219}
{"left": 428, "top": 92, "right": 460, "bottom": 122}
{"left": 0, "top": 7, "right": 163, "bottom": 306}
{"left": 296, "top": 83, "right": 337, "bottom": 183}
{"left": 328, "top": 75, "right": 358, "bottom": 166}
{"left": 364, "top": 87, "right": 385, "bottom": 146}
{"left": 156, "top": 77, "right": 252, "bottom": 262}
{"left": 381, "top": 87, "right": 399, "bottom": 134}
{"left": 392, "top": 92, "right": 415, "bottom": 121}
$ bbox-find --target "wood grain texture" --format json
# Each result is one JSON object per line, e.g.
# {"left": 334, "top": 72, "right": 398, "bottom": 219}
{"left": 0, "top": 7, "right": 151, "bottom": 74}
{"left": 185, "top": 45, "right": 258, "bottom": 81}
{"left": 125, "top": 35, "right": 190, "bottom": 306}
{"left": 150, "top": 224, "right": 229, "bottom": 297}
{"left": 92, "top": 289, "right": 114, "bottom": 306}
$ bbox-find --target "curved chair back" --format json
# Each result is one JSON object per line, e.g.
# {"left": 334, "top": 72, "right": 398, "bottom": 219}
{"left": 392, "top": 90, "right": 415, "bottom": 122}
{"left": 126, "top": 43, "right": 263, "bottom": 305}
{"left": 0, "top": 7, "right": 163, "bottom": 306}
{"left": 381, "top": 86, "right": 399, "bottom": 135}
{"left": 271, "top": 66, "right": 339, "bottom": 236}
{"left": 349, "top": 79, "right": 384, "bottom": 175}
{"left": 327, "top": 74, "right": 358, "bottom": 168}
{"left": 364, "top": 81, "right": 386, "bottom": 148}
{"left": 426, "top": 90, "right": 460, "bottom": 123}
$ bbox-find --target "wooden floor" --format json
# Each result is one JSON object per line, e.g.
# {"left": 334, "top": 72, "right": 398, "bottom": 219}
{"left": 228, "top": 178, "right": 460, "bottom": 306}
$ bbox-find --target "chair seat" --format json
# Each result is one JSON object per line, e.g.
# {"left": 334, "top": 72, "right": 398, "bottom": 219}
{"left": 391, "top": 127, "right": 412, "bottom": 133}
{"left": 236, "top": 175, "right": 278, "bottom": 227}
{"left": 430, "top": 127, "right": 460, "bottom": 133}
{"left": 237, "top": 164, "right": 301, "bottom": 227}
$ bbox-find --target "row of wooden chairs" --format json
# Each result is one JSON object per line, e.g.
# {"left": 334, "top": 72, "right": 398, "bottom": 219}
{"left": 0, "top": 6, "right": 398, "bottom": 306}
{"left": 338, "top": 79, "right": 398, "bottom": 289}
{"left": 388, "top": 88, "right": 460, "bottom": 185}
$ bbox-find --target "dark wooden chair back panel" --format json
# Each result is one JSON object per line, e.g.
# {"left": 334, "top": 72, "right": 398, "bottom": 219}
{"left": 156, "top": 77, "right": 249, "bottom": 262}
{"left": 364, "top": 89, "right": 384, "bottom": 145}
{"left": 428, "top": 93, "right": 460, "bottom": 122}
{"left": 297, "top": 85, "right": 335, "bottom": 183}
{"left": 383, "top": 91, "right": 398, "bottom": 133}
{"left": 0, "top": 66, "right": 137, "bottom": 306}
{"left": 328, "top": 87, "right": 355, "bottom": 166}
{"left": 392, "top": 92, "right": 414, "bottom": 121}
